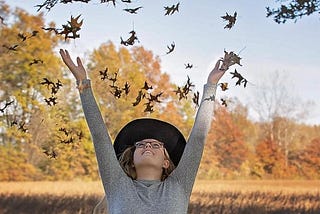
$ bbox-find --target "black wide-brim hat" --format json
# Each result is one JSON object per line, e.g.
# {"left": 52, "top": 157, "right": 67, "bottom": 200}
{"left": 114, "top": 118, "right": 186, "bottom": 166}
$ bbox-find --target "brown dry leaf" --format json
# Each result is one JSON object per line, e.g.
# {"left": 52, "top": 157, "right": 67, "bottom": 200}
{"left": 221, "top": 50, "right": 242, "bottom": 70}
{"left": 69, "top": 15, "right": 83, "bottom": 29}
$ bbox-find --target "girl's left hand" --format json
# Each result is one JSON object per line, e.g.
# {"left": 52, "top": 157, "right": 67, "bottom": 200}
{"left": 207, "top": 59, "right": 228, "bottom": 84}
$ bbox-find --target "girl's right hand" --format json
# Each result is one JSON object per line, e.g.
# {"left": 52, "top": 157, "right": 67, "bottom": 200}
{"left": 59, "top": 49, "right": 87, "bottom": 82}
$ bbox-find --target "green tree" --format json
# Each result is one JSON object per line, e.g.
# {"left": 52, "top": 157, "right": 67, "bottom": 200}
{"left": 266, "top": 0, "right": 320, "bottom": 23}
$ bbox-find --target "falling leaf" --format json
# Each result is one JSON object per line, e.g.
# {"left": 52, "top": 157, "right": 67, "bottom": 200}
{"left": 221, "top": 12, "right": 237, "bottom": 29}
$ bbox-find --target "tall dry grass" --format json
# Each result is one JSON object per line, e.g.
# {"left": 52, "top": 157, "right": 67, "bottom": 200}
{"left": 0, "top": 181, "right": 104, "bottom": 214}
{"left": 0, "top": 180, "right": 319, "bottom": 214}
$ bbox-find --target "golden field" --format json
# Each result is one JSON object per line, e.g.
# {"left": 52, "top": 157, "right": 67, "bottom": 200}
{"left": 0, "top": 180, "right": 319, "bottom": 213}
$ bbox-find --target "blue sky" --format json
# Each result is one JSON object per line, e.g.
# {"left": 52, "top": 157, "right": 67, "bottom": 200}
{"left": 5, "top": 0, "right": 320, "bottom": 125}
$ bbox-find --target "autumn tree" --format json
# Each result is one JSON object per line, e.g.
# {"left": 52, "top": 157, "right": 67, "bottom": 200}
{"left": 86, "top": 41, "right": 196, "bottom": 140}
{"left": 0, "top": 3, "right": 98, "bottom": 181}
{"left": 292, "top": 137, "right": 320, "bottom": 179}
{"left": 251, "top": 72, "right": 312, "bottom": 174}
{"left": 254, "top": 138, "right": 288, "bottom": 178}
{"left": 200, "top": 102, "right": 250, "bottom": 179}
{"left": 252, "top": 119, "right": 320, "bottom": 179}
{"left": 0, "top": 4, "right": 63, "bottom": 180}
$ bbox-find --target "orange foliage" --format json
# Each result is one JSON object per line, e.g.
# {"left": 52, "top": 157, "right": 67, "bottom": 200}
{"left": 255, "top": 139, "right": 289, "bottom": 178}
{"left": 202, "top": 106, "right": 249, "bottom": 177}
{"left": 297, "top": 138, "right": 320, "bottom": 179}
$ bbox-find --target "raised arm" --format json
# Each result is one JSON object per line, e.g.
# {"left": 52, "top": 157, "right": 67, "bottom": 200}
{"left": 171, "top": 59, "right": 228, "bottom": 195}
{"left": 59, "top": 49, "right": 126, "bottom": 193}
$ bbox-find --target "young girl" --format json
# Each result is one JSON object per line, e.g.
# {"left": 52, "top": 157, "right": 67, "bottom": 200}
{"left": 59, "top": 49, "right": 228, "bottom": 214}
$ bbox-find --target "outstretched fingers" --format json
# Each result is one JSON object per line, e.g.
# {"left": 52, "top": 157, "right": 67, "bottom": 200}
{"left": 60, "top": 49, "right": 76, "bottom": 70}
{"left": 59, "top": 49, "right": 87, "bottom": 81}
{"left": 77, "top": 56, "right": 84, "bottom": 68}
{"left": 214, "top": 59, "right": 222, "bottom": 71}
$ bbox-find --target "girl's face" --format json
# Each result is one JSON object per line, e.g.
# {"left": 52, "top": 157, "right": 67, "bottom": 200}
{"left": 133, "top": 139, "right": 169, "bottom": 169}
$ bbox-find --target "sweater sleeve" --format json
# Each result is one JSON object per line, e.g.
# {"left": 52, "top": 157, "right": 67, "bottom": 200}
{"left": 78, "top": 79, "right": 127, "bottom": 193}
{"left": 170, "top": 83, "right": 217, "bottom": 196}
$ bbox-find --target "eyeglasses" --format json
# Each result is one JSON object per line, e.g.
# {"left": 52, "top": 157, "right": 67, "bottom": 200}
{"left": 135, "top": 140, "right": 164, "bottom": 149}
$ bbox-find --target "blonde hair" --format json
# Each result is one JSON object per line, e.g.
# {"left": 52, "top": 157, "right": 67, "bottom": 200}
{"left": 119, "top": 145, "right": 176, "bottom": 181}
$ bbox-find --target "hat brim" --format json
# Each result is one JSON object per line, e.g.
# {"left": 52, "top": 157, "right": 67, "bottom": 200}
{"left": 114, "top": 118, "right": 186, "bottom": 166}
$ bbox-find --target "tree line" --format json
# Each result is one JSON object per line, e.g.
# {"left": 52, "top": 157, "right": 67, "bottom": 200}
{"left": 0, "top": 3, "right": 319, "bottom": 181}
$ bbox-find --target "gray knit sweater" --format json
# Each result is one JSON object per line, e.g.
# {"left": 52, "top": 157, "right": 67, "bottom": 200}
{"left": 79, "top": 79, "right": 217, "bottom": 214}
